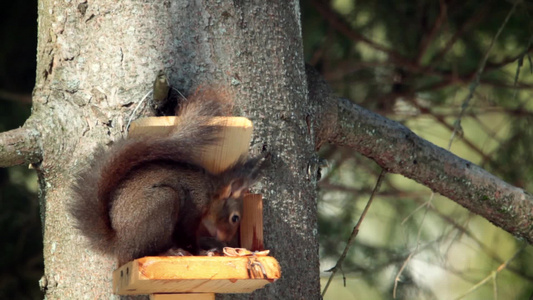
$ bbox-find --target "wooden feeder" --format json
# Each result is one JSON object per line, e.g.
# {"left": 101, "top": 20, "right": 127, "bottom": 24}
{"left": 113, "top": 116, "right": 280, "bottom": 299}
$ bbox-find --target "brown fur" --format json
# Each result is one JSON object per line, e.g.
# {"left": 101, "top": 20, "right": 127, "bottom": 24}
{"left": 69, "top": 89, "right": 265, "bottom": 265}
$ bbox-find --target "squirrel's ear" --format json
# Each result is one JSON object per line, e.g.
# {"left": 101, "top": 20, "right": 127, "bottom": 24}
{"left": 229, "top": 178, "right": 248, "bottom": 199}
{"left": 217, "top": 178, "right": 248, "bottom": 200}
{"left": 217, "top": 184, "right": 232, "bottom": 199}
{"left": 216, "top": 153, "right": 270, "bottom": 199}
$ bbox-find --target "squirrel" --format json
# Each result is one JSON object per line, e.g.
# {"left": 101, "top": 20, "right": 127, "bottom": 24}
{"left": 69, "top": 88, "right": 266, "bottom": 265}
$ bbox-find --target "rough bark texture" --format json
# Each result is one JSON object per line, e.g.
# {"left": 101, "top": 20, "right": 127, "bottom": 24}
{"left": 307, "top": 67, "right": 533, "bottom": 244}
{"left": 31, "top": 0, "right": 319, "bottom": 299}
{"left": 334, "top": 98, "right": 533, "bottom": 243}
{"left": 0, "top": 127, "right": 41, "bottom": 167}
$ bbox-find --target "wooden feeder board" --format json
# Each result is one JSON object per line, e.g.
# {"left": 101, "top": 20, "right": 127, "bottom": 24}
{"left": 112, "top": 116, "right": 280, "bottom": 299}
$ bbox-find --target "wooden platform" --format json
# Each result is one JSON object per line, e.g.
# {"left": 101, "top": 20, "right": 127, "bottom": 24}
{"left": 113, "top": 256, "right": 281, "bottom": 295}
{"left": 117, "top": 115, "right": 280, "bottom": 298}
{"left": 129, "top": 116, "right": 253, "bottom": 174}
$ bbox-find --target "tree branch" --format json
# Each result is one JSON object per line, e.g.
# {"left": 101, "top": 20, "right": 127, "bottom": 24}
{"left": 416, "top": 0, "right": 447, "bottom": 64}
{"left": 0, "top": 127, "right": 42, "bottom": 167}
{"left": 430, "top": 3, "right": 490, "bottom": 65}
{"left": 307, "top": 66, "right": 533, "bottom": 244}
{"left": 311, "top": 0, "right": 407, "bottom": 64}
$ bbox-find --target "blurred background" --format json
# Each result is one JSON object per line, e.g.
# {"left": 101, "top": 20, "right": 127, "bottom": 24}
{"left": 302, "top": 1, "right": 533, "bottom": 299}
{"left": 0, "top": 1, "right": 42, "bottom": 300}
{"left": 1, "top": 0, "right": 532, "bottom": 299}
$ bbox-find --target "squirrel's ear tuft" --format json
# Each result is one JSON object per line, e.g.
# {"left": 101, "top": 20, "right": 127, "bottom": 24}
{"left": 214, "top": 178, "right": 247, "bottom": 200}
{"left": 228, "top": 178, "right": 248, "bottom": 199}
{"left": 215, "top": 152, "right": 270, "bottom": 199}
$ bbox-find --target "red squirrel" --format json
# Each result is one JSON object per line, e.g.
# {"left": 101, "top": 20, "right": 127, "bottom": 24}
{"left": 69, "top": 89, "right": 266, "bottom": 265}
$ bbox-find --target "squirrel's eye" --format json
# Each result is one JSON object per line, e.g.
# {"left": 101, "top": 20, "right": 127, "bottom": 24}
{"left": 230, "top": 213, "right": 240, "bottom": 224}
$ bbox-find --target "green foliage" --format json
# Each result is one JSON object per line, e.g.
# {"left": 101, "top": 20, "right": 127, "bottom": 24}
{"left": 304, "top": 0, "right": 533, "bottom": 299}
{"left": 486, "top": 115, "right": 533, "bottom": 188}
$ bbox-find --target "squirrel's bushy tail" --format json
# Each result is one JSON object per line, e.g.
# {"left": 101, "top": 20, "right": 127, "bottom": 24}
{"left": 69, "top": 88, "right": 233, "bottom": 254}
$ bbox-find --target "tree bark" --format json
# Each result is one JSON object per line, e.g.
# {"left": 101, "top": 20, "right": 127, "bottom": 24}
{"left": 307, "top": 66, "right": 533, "bottom": 244}
{"left": 29, "top": 0, "right": 319, "bottom": 299}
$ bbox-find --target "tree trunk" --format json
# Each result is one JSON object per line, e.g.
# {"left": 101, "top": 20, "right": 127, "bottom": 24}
{"left": 31, "top": 0, "right": 319, "bottom": 298}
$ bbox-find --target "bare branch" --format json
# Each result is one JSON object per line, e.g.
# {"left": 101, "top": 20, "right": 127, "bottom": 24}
{"left": 0, "top": 127, "right": 42, "bottom": 167}
{"left": 311, "top": 0, "right": 408, "bottom": 64}
{"left": 416, "top": 0, "right": 447, "bottom": 64}
{"left": 307, "top": 67, "right": 533, "bottom": 244}
{"left": 336, "top": 98, "right": 532, "bottom": 243}
{"left": 430, "top": 4, "right": 490, "bottom": 65}
{"left": 454, "top": 245, "right": 526, "bottom": 300}
{"left": 322, "top": 169, "right": 387, "bottom": 297}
